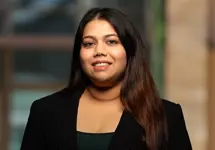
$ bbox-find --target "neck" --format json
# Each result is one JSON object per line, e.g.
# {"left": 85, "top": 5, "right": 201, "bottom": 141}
{"left": 86, "top": 82, "right": 122, "bottom": 102}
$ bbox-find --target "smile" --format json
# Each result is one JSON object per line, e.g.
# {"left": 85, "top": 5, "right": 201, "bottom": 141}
{"left": 92, "top": 60, "right": 112, "bottom": 66}
{"left": 94, "top": 63, "right": 109, "bottom": 66}
{"left": 92, "top": 61, "right": 112, "bottom": 71}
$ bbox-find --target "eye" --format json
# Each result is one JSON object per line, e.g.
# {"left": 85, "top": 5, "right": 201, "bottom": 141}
{"left": 82, "top": 42, "right": 95, "bottom": 48}
{"left": 107, "top": 40, "right": 118, "bottom": 45}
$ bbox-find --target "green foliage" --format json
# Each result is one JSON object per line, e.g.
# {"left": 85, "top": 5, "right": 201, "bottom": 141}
{"left": 150, "top": 0, "right": 165, "bottom": 96}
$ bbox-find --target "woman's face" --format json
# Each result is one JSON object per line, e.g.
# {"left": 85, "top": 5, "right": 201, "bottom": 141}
{"left": 80, "top": 19, "right": 127, "bottom": 87}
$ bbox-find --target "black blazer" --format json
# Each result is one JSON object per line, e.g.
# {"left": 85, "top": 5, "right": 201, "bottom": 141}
{"left": 20, "top": 87, "right": 192, "bottom": 150}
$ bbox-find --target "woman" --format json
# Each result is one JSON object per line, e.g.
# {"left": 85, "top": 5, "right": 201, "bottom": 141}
{"left": 20, "top": 8, "right": 192, "bottom": 150}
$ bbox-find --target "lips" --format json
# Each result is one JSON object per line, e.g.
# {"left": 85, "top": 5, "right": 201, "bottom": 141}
{"left": 92, "top": 60, "right": 112, "bottom": 66}
{"left": 92, "top": 60, "right": 112, "bottom": 71}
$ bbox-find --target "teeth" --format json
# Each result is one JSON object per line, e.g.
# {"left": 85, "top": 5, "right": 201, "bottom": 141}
{"left": 94, "top": 63, "right": 109, "bottom": 66}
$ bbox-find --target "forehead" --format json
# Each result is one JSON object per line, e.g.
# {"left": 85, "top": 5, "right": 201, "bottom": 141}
{"left": 83, "top": 19, "right": 117, "bottom": 37}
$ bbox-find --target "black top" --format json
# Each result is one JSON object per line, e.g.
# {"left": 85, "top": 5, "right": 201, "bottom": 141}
{"left": 20, "top": 87, "right": 192, "bottom": 150}
{"left": 77, "top": 131, "right": 114, "bottom": 150}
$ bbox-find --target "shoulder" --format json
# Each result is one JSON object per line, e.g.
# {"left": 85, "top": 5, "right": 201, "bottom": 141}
{"left": 32, "top": 88, "right": 67, "bottom": 107}
{"left": 162, "top": 99, "right": 179, "bottom": 109}
{"left": 162, "top": 99, "right": 182, "bottom": 115}
{"left": 161, "top": 99, "right": 185, "bottom": 127}
{"left": 29, "top": 87, "right": 79, "bottom": 113}
{"left": 162, "top": 99, "right": 192, "bottom": 149}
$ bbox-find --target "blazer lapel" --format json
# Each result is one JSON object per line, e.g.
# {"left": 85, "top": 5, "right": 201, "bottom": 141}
{"left": 55, "top": 88, "right": 83, "bottom": 150}
{"left": 107, "top": 110, "right": 147, "bottom": 150}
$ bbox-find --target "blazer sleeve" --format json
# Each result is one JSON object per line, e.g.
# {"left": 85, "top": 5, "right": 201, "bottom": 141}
{"left": 20, "top": 100, "right": 45, "bottom": 150}
{"left": 167, "top": 104, "right": 192, "bottom": 150}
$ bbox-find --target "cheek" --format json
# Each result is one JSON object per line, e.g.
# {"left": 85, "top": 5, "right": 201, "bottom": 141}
{"left": 80, "top": 49, "right": 92, "bottom": 66}
{"left": 112, "top": 49, "right": 127, "bottom": 65}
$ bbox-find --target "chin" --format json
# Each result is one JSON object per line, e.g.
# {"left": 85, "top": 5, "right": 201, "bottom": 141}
{"left": 91, "top": 77, "right": 122, "bottom": 88}
{"left": 91, "top": 78, "right": 113, "bottom": 87}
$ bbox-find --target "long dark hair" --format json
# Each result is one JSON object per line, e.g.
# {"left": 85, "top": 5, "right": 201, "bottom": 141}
{"left": 68, "top": 8, "right": 168, "bottom": 150}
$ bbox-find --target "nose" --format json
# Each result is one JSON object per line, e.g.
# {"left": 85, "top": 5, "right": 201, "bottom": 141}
{"left": 94, "top": 41, "right": 107, "bottom": 57}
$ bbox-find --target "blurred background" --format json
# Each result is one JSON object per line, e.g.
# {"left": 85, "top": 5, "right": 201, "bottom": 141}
{"left": 0, "top": 0, "right": 214, "bottom": 150}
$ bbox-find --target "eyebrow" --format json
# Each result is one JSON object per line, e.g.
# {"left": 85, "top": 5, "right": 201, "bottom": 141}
{"left": 83, "top": 34, "right": 118, "bottom": 40}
